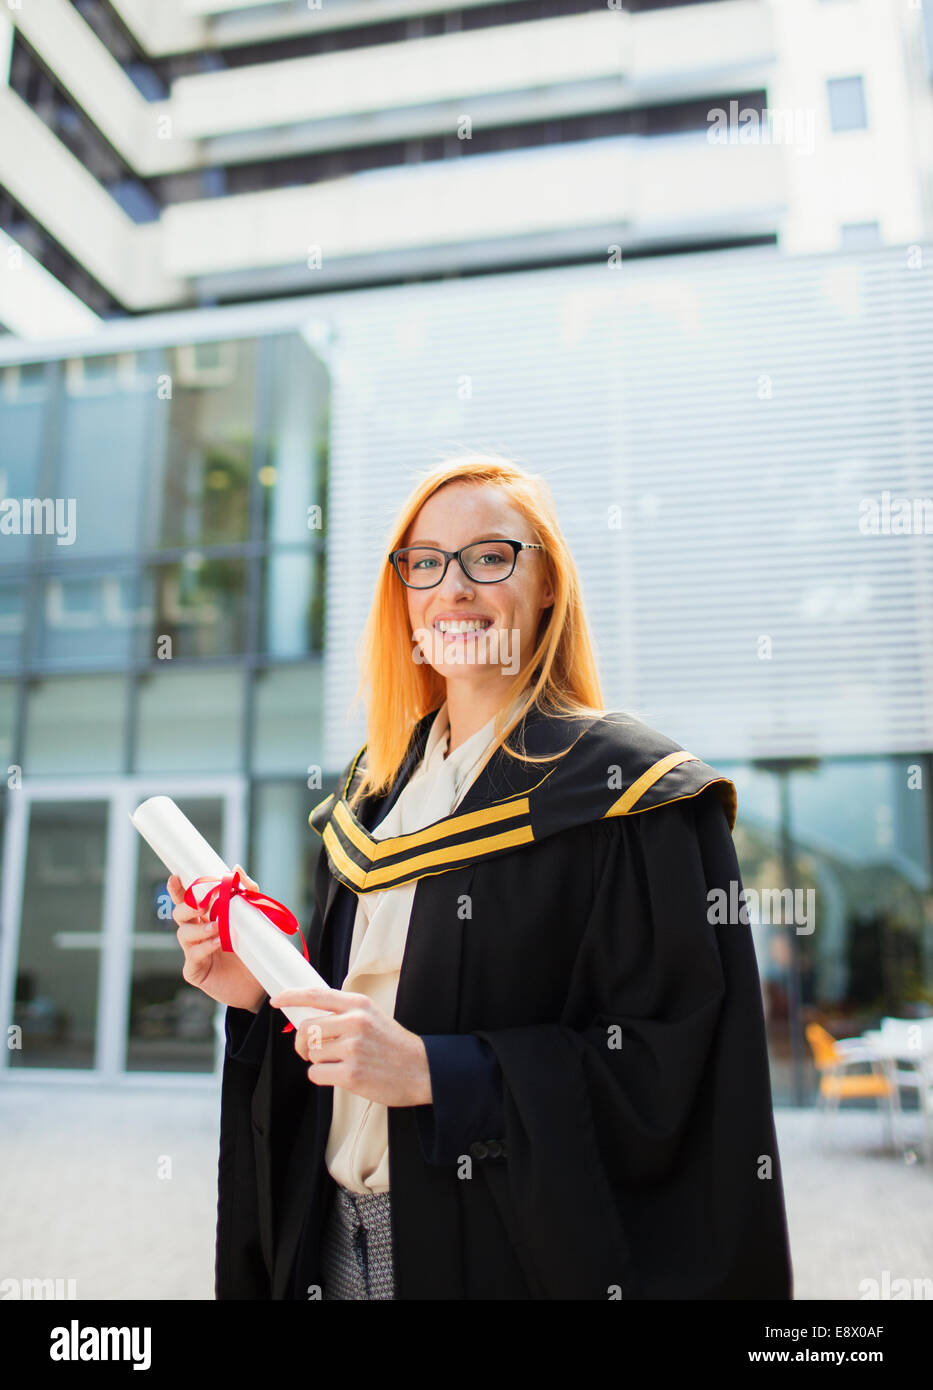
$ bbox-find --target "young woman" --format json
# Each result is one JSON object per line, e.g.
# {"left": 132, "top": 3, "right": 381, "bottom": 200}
{"left": 172, "top": 452, "right": 793, "bottom": 1301}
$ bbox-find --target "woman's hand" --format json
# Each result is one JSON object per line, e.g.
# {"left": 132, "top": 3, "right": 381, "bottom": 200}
{"left": 169, "top": 865, "right": 267, "bottom": 1014}
{"left": 269, "top": 986, "right": 433, "bottom": 1108}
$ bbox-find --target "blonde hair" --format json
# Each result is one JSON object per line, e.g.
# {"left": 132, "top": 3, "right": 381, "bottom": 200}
{"left": 346, "top": 451, "right": 607, "bottom": 811}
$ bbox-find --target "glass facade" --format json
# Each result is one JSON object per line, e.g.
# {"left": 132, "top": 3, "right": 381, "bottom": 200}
{"left": 127, "top": 796, "right": 225, "bottom": 1074}
{"left": 1, "top": 317, "right": 931, "bottom": 1096}
{"left": 0, "top": 330, "right": 330, "bottom": 1077}
{"left": 0, "top": 330, "right": 327, "bottom": 693}
{"left": 13, "top": 800, "right": 109, "bottom": 1070}
{"left": 727, "top": 755, "right": 933, "bottom": 1105}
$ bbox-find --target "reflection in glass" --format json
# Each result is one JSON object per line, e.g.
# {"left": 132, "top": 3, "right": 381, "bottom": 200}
{"left": 145, "top": 556, "right": 247, "bottom": 659}
{"left": 253, "top": 664, "right": 323, "bottom": 775}
{"left": 155, "top": 340, "right": 256, "bottom": 549}
{"left": 126, "top": 796, "right": 221, "bottom": 1072}
{"left": 0, "top": 364, "right": 47, "bottom": 569}
{"left": 24, "top": 675, "right": 127, "bottom": 774}
{"left": 136, "top": 667, "right": 244, "bottom": 773}
{"left": 789, "top": 759, "right": 932, "bottom": 1029}
{"left": 0, "top": 680, "right": 16, "bottom": 769}
{"left": 12, "top": 801, "right": 108, "bottom": 1069}
{"left": 55, "top": 350, "right": 165, "bottom": 557}
{"left": 728, "top": 757, "right": 933, "bottom": 1105}
{"left": 261, "top": 549, "right": 323, "bottom": 657}
{"left": 35, "top": 569, "right": 145, "bottom": 667}
{"left": 259, "top": 333, "right": 329, "bottom": 545}
{"left": 726, "top": 764, "right": 795, "bottom": 1099}
{"left": 0, "top": 579, "right": 25, "bottom": 667}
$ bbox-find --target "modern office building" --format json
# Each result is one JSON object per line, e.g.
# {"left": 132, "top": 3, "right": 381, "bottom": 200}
{"left": 0, "top": 2, "right": 931, "bottom": 1106}
{"left": 0, "top": 319, "right": 329, "bottom": 1078}
{"left": 1, "top": 243, "right": 931, "bottom": 1102}
{"left": 2, "top": 0, "right": 933, "bottom": 335}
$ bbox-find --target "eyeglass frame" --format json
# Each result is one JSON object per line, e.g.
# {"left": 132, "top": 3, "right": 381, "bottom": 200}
{"left": 388, "top": 538, "right": 545, "bottom": 589}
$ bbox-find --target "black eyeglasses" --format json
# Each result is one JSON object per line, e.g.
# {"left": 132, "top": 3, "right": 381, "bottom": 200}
{"left": 389, "top": 538, "right": 545, "bottom": 589}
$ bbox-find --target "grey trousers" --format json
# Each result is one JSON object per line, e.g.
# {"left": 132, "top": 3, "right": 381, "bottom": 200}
{"left": 320, "top": 1184, "right": 396, "bottom": 1300}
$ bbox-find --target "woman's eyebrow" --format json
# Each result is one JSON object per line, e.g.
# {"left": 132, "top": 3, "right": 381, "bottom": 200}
{"left": 406, "top": 532, "right": 512, "bottom": 545}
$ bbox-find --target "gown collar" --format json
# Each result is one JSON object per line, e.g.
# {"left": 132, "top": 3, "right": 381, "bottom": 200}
{"left": 310, "top": 699, "right": 737, "bottom": 895}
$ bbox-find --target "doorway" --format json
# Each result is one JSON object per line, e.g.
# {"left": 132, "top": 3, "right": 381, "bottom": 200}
{"left": 0, "top": 776, "right": 245, "bottom": 1080}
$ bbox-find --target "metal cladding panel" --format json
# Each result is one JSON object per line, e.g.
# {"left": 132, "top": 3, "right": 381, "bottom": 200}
{"left": 318, "top": 245, "right": 933, "bottom": 766}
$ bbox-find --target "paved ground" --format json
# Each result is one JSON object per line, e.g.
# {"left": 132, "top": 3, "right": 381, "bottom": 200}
{"left": 0, "top": 1080, "right": 220, "bottom": 1301}
{"left": 777, "top": 1104, "right": 933, "bottom": 1300}
{"left": 0, "top": 1080, "right": 930, "bottom": 1300}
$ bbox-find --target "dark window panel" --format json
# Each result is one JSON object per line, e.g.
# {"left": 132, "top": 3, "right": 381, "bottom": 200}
{"left": 0, "top": 187, "right": 125, "bottom": 317}
{"left": 143, "top": 558, "right": 249, "bottom": 661}
{"left": 151, "top": 92, "right": 765, "bottom": 203}
{"left": 8, "top": 31, "right": 162, "bottom": 224}
{"left": 67, "top": 0, "right": 169, "bottom": 98}
{"left": 156, "top": 0, "right": 724, "bottom": 74}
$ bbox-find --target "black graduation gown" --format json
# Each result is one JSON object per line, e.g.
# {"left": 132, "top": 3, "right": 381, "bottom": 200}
{"left": 214, "top": 705, "right": 793, "bottom": 1300}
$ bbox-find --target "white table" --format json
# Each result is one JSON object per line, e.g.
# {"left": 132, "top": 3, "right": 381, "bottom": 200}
{"left": 858, "top": 1029, "right": 933, "bottom": 1161}
{"left": 860, "top": 1029, "right": 933, "bottom": 1063}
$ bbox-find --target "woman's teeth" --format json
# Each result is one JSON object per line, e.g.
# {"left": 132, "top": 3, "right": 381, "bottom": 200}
{"left": 435, "top": 619, "right": 492, "bottom": 633}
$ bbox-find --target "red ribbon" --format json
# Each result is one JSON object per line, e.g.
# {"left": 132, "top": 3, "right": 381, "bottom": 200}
{"left": 183, "top": 868, "right": 308, "bottom": 1034}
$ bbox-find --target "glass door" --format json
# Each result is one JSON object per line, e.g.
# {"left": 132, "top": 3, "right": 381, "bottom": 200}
{"left": 0, "top": 777, "right": 245, "bottom": 1078}
{"left": 126, "top": 795, "right": 225, "bottom": 1073}
{"left": 8, "top": 799, "right": 109, "bottom": 1070}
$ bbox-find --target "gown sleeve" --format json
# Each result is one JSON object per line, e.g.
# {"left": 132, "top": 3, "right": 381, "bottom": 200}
{"left": 225, "top": 1001, "right": 271, "bottom": 1067}
{"left": 414, "top": 1034, "right": 506, "bottom": 1164}
{"left": 472, "top": 786, "right": 793, "bottom": 1300}
{"left": 216, "top": 998, "right": 276, "bottom": 1298}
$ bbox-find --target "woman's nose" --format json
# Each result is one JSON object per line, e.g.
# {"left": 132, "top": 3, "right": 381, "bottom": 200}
{"left": 435, "top": 558, "right": 475, "bottom": 596}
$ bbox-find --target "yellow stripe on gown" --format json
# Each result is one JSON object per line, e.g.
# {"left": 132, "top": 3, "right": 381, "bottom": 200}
{"left": 324, "top": 695, "right": 522, "bottom": 1194}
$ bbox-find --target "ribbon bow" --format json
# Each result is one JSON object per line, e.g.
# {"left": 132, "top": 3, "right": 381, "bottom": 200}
{"left": 183, "top": 868, "right": 308, "bottom": 1034}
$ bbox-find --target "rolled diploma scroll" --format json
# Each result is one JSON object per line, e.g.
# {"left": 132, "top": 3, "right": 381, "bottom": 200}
{"left": 130, "top": 795, "right": 331, "bottom": 1030}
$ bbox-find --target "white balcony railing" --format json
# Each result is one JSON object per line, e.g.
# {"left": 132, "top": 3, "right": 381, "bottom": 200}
{"left": 160, "top": 134, "right": 785, "bottom": 280}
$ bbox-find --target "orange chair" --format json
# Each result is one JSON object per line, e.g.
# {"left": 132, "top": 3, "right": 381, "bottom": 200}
{"left": 805, "top": 1023, "right": 901, "bottom": 1152}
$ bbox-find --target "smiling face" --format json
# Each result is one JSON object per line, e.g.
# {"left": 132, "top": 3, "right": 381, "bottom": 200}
{"left": 399, "top": 480, "right": 554, "bottom": 692}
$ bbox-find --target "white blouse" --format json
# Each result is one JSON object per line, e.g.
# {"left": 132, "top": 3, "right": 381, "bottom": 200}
{"left": 324, "top": 696, "right": 521, "bottom": 1193}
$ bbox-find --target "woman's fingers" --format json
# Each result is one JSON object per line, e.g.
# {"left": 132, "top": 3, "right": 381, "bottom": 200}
{"left": 175, "top": 920, "right": 218, "bottom": 962}
{"left": 182, "top": 937, "right": 221, "bottom": 976}
{"left": 294, "top": 1016, "right": 334, "bottom": 1060}
{"left": 176, "top": 918, "right": 221, "bottom": 983}
{"left": 176, "top": 917, "right": 217, "bottom": 946}
{"left": 170, "top": 863, "right": 259, "bottom": 940}
{"left": 232, "top": 862, "right": 259, "bottom": 891}
{"left": 169, "top": 867, "right": 256, "bottom": 909}
{"left": 172, "top": 899, "right": 210, "bottom": 928}
{"left": 167, "top": 873, "right": 208, "bottom": 924}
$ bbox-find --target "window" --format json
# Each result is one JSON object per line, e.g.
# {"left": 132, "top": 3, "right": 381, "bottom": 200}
{"left": 839, "top": 221, "right": 881, "bottom": 249}
{"left": 24, "top": 676, "right": 127, "bottom": 773}
{"left": 135, "top": 667, "right": 244, "bottom": 773}
{"left": 827, "top": 76, "right": 868, "bottom": 132}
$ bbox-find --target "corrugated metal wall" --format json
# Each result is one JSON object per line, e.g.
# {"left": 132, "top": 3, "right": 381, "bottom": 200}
{"left": 320, "top": 243, "right": 933, "bottom": 766}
